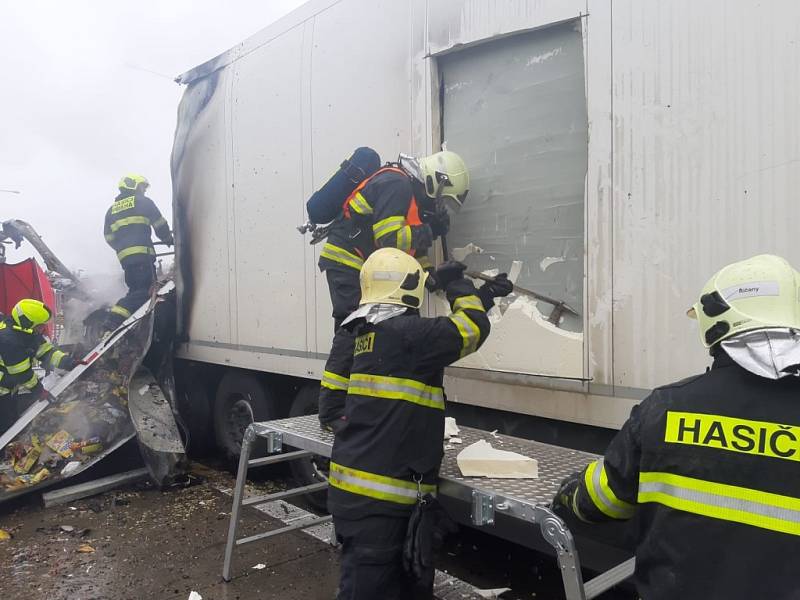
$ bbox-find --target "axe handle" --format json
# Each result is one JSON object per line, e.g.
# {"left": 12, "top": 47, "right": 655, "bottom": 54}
{"left": 464, "top": 270, "right": 580, "bottom": 318}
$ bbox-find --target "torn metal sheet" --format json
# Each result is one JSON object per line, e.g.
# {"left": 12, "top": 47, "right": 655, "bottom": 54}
{"left": 129, "top": 367, "right": 188, "bottom": 487}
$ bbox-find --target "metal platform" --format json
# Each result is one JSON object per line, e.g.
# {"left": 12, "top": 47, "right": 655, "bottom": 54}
{"left": 222, "top": 414, "right": 635, "bottom": 600}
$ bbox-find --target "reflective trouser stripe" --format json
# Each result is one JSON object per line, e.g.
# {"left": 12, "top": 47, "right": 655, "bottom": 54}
{"left": 117, "top": 245, "right": 155, "bottom": 261}
{"left": 320, "top": 243, "right": 364, "bottom": 271}
{"left": 453, "top": 295, "right": 485, "bottom": 313}
{"left": 329, "top": 462, "right": 436, "bottom": 505}
{"left": 110, "top": 305, "right": 132, "bottom": 318}
{"left": 36, "top": 342, "right": 54, "bottom": 358}
{"left": 373, "top": 216, "right": 405, "bottom": 239}
{"left": 20, "top": 372, "right": 38, "bottom": 390}
{"left": 6, "top": 358, "right": 31, "bottom": 375}
{"left": 584, "top": 459, "right": 636, "bottom": 519}
{"left": 638, "top": 471, "right": 800, "bottom": 536}
{"left": 348, "top": 373, "right": 444, "bottom": 410}
{"left": 348, "top": 192, "right": 373, "bottom": 215}
{"left": 110, "top": 216, "right": 150, "bottom": 232}
{"left": 449, "top": 311, "right": 482, "bottom": 358}
{"left": 51, "top": 350, "right": 66, "bottom": 368}
{"left": 321, "top": 370, "right": 349, "bottom": 392}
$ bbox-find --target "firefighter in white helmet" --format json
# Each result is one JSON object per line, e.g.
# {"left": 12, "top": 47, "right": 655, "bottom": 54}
{"left": 554, "top": 254, "right": 800, "bottom": 600}
{"left": 327, "top": 248, "right": 511, "bottom": 599}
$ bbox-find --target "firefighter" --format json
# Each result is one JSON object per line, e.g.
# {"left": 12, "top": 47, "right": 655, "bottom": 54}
{"left": 553, "top": 254, "right": 800, "bottom": 600}
{"left": 317, "top": 151, "right": 469, "bottom": 431}
{"left": 0, "top": 299, "right": 77, "bottom": 424}
{"left": 328, "top": 248, "right": 512, "bottom": 599}
{"left": 103, "top": 174, "right": 173, "bottom": 329}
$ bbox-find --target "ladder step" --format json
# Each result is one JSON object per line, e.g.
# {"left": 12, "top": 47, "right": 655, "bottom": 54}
{"left": 242, "top": 482, "right": 329, "bottom": 506}
{"left": 584, "top": 557, "right": 636, "bottom": 600}
{"left": 236, "top": 514, "right": 333, "bottom": 546}
{"left": 248, "top": 450, "right": 313, "bottom": 468}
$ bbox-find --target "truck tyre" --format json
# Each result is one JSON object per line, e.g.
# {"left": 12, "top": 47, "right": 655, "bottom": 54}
{"left": 213, "top": 371, "right": 275, "bottom": 460}
{"left": 177, "top": 370, "right": 214, "bottom": 457}
{"left": 288, "top": 383, "right": 329, "bottom": 512}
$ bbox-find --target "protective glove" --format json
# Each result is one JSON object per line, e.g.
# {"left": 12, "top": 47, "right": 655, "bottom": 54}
{"left": 424, "top": 268, "right": 438, "bottom": 292}
{"left": 427, "top": 209, "right": 450, "bottom": 239}
{"left": 551, "top": 471, "right": 581, "bottom": 515}
{"left": 427, "top": 261, "right": 467, "bottom": 293}
{"left": 480, "top": 273, "right": 514, "bottom": 298}
{"left": 411, "top": 224, "right": 434, "bottom": 253}
{"left": 35, "top": 386, "right": 55, "bottom": 403}
{"left": 163, "top": 233, "right": 174, "bottom": 248}
{"left": 403, "top": 493, "right": 458, "bottom": 589}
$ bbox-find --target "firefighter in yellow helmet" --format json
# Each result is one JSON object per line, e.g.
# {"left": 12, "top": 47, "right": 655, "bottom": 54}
{"left": 553, "top": 254, "right": 800, "bottom": 600}
{"left": 103, "top": 174, "right": 173, "bottom": 330}
{"left": 0, "top": 299, "right": 78, "bottom": 426}
{"left": 317, "top": 151, "right": 469, "bottom": 433}
{"left": 327, "top": 248, "right": 511, "bottom": 599}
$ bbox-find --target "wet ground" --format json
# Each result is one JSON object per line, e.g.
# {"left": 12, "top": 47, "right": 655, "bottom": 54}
{"left": 0, "top": 461, "right": 636, "bottom": 600}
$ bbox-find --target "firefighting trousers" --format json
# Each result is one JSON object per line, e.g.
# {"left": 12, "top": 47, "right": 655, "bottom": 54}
{"left": 334, "top": 515, "right": 432, "bottom": 600}
{"left": 325, "top": 266, "right": 361, "bottom": 332}
{"left": 108, "top": 259, "right": 156, "bottom": 328}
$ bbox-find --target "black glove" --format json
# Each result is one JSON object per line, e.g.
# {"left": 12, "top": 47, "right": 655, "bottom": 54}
{"left": 411, "top": 224, "right": 434, "bottom": 253}
{"left": 424, "top": 268, "right": 438, "bottom": 292}
{"left": 427, "top": 209, "right": 450, "bottom": 239}
{"left": 163, "top": 233, "right": 174, "bottom": 248}
{"left": 427, "top": 261, "right": 467, "bottom": 292}
{"left": 480, "top": 273, "right": 514, "bottom": 298}
{"left": 57, "top": 355, "right": 77, "bottom": 371}
{"left": 35, "top": 386, "right": 55, "bottom": 403}
{"left": 403, "top": 494, "right": 458, "bottom": 588}
{"left": 552, "top": 471, "right": 581, "bottom": 514}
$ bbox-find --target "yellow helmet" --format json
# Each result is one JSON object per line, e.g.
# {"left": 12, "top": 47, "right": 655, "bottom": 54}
{"left": 118, "top": 174, "right": 149, "bottom": 192}
{"left": 12, "top": 299, "right": 52, "bottom": 331}
{"left": 360, "top": 248, "right": 428, "bottom": 309}
{"left": 688, "top": 254, "right": 800, "bottom": 347}
{"left": 418, "top": 150, "right": 470, "bottom": 209}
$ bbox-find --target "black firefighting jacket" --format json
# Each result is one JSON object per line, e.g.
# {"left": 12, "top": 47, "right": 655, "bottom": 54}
{"left": 327, "top": 278, "right": 492, "bottom": 520}
{"left": 318, "top": 168, "right": 433, "bottom": 274}
{"left": 104, "top": 191, "right": 172, "bottom": 267}
{"left": 562, "top": 351, "right": 800, "bottom": 600}
{"left": 0, "top": 317, "right": 74, "bottom": 396}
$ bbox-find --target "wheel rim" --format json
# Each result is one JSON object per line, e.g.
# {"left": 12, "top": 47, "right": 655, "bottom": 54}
{"left": 225, "top": 394, "right": 254, "bottom": 450}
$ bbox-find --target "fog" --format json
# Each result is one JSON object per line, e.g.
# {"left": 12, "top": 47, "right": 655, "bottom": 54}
{"left": 0, "top": 0, "right": 306, "bottom": 278}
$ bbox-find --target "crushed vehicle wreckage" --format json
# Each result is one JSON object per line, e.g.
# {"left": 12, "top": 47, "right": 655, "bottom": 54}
{"left": 0, "top": 281, "right": 187, "bottom": 503}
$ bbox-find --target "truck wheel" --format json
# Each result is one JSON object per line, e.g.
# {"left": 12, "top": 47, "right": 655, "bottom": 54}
{"left": 176, "top": 368, "right": 214, "bottom": 457}
{"left": 213, "top": 371, "right": 275, "bottom": 459}
{"left": 288, "top": 383, "right": 329, "bottom": 512}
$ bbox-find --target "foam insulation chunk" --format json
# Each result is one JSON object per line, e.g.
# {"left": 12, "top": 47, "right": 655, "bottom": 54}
{"left": 444, "top": 417, "right": 460, "bottom": 439}
{"left": 456, "top": 440, "right": 538, "bottom": 479}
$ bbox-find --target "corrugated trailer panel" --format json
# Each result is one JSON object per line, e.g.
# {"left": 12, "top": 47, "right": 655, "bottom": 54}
{"left": 610, "top": 0, "right": 800, "bottom": 389}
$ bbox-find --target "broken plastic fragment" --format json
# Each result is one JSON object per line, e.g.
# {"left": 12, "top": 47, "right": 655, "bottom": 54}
{"left": 188, "top": 592, "right": 202, "bottom": 600}
{"left": 456, "top": 440, "right": 538, "bottom": 479}
{"left": 77, "top": 543, "right": 95, "bottom": 553}
{"left": 476, "top": 588, "right": 512, "bottom": 599}
{"left": 61, "top": 461, "right": 81, "bottom": 476}
{"left": 449, "top": 437, "right": 462, "bottom": 444}
{"left": 252, "top": 563, "right": 267, "bottom": 570}
{"left": 444, "top": 417, "right": 460, "bottom": 440}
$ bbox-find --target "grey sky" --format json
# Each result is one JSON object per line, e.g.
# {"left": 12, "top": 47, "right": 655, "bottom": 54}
{"left": 0, "top": 0, "right": 306, "bottom": 276}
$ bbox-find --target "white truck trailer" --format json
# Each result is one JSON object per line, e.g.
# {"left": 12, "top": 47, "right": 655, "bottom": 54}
{"left": 171, "top": 0, "right": 800, "bottom": 455}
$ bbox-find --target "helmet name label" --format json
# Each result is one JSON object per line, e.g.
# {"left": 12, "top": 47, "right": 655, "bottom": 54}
{"left": 665, "top": 411, "right": 800, "bottom": 461}
{"left": 111, "top": 197, "right": 136, "bottom": 214}
{"left": 722, "top": 280, "right": 780, "bottom": 302}
{"left": 354, "top": 332, "right": 375, "bottom": 356}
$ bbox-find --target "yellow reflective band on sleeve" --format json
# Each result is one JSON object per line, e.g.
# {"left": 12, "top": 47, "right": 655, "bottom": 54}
{"left": 373, "top": 216, "right": 406, "bottom": 240}
{"left": 638, "top": 471, "right": 800, "bottom": 537}
{"left": 321, "top": 370, "right": 349, "bottom": 392}
{"left": 110, "top": 305, "right": 132, "bottom": 318}
{"left": 51, "top": 350, "right": 66, "bottom": 368}
{"left": 664, "top": 411, "right": 800, "bottom": 463}
{"left": 117, "top": 246, "right": 155, "bottom": 261}
{"left": 105, "top": 233, "right": 115, "bottom": 242}
{"left": 6, "top": 357, "right": 31, "bottom": 375}
{"left": 348, "top": 373, "right": 445, "bottom": 410}
{"left": 110, "top": 216, "right": 151, "bottom": 232}
{"left": 448, "top": 311, "right": 481, "bottom": 358}
{"left": 329, "top": 462, "right": 436, "bottom": 505}
{"left": 396, "top": 225, "right": 412, "bottom": 252}
{"left": 453, "top": 295, "right": 486, "bottom": 313}
{"left": 348, "top": 192, "right": 373, "bottom": 215}
{"left": 152, "top": 217, "right": 167, "bottom": 228}
{"left": 36, "top": 342, "right": 54, "bottom": 358}
{"left": 20, "top": 372, "right": 39, "bottom": 390}
{"left": 320, "top": 243, "right": 365, "bottom": 271}
{"left": 584, "top": 459, "right": 636, "bottom": 519}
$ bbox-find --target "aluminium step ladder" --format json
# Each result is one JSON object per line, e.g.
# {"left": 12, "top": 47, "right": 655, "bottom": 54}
{"left": 222, "top": 414, "right": 635, "bottom": 600}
